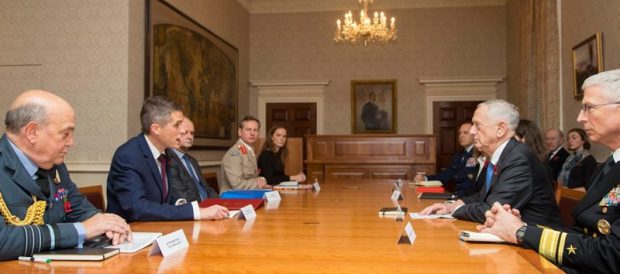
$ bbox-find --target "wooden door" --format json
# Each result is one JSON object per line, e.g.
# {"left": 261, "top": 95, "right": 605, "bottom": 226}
{"left": 432, "top": 101, "right": 480, "bottom": 172}
{"left": 266, "top": 103, "right": 317, "bottom": 137}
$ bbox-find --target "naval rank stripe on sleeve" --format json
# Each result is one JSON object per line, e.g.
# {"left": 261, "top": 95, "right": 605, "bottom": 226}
{"left": 46, "top": 224, "right": 55, "bottom": 250}
{"left": 557, "top": 232, "right": 568, "bottom": 265}
{"left": 539, "top": 228, "right": 561, "bottom": 264}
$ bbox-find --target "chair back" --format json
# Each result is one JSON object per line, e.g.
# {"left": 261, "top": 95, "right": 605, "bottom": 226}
{"left": 78, "top": 185, "right": 105, "bottom": 211}
{"left": 202, "top": 172, "right": 220, "bottom": 194}
{"left": 555, "top": 186, "right": 586, "bottom": 228}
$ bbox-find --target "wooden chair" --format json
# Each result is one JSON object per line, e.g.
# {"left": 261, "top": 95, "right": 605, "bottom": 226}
{"left": 555, "top": 186, "right": 586, "bottom": 228}
{"left": 78, "top": 185, "right": 105, "bottom": 211}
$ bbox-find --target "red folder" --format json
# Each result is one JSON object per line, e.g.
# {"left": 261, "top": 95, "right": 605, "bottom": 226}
{"left": 415, "top": 186, "right": 446, "bottom": 193}
{"left": 199, "top": 198, "right": 264, "bottom": 210}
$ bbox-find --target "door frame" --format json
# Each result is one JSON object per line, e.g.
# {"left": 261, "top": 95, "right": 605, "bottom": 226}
{"left": 419, "top": 77, "right": 504, "bottom": 134}
{"left": 252, "top": 80, "right": 329, "bottom": 138}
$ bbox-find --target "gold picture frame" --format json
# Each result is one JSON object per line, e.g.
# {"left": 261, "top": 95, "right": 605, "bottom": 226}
{"left": 351, "top": 79, "right": 397, "bottom": 134}
{"left": 572, "top": 32, "right": 603, "bottom": 100}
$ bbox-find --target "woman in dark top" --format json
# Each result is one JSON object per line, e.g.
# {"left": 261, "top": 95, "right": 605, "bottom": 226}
{"left": 258, "top": 125, "right": 306, "bottom": 185}
{"left": 515, "top": 119, "right": 547, "bottom": 162}
{"left": 558, "top": 128, "right": 597, "bottom": 189}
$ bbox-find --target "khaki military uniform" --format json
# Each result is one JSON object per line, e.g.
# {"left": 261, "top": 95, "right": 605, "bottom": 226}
{"left": 219, "top": 140, "right": 260, "bottom": 193}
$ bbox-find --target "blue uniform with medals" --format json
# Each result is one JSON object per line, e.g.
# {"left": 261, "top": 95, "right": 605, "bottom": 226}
{"left": 427, "top": 147, "right": 479, "bottom": 197}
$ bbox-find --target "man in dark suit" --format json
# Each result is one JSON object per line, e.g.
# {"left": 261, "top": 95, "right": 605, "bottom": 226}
{"left": 544, "top": 128, "right": 570, "bottom": 181}
{"left": 169, "top": 118, "right": 218, "bottom": 204}
{"left": 106, "top": 97, "right": 228, "bottom": 222}
{"left": 479, "top": 69, "right": 620, "bottom": 273}
{"left": 420, "top": 99, "right": 561, "bottom": 229}
{"left": 0, "top": 90, "right": 131, "bottom": 260}
{"left": 414, "top": 122, "right": 479, "bottom": 197}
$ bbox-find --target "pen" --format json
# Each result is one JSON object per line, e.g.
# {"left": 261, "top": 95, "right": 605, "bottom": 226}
{"left": 18, "top": 256, "right": 51, "bottom": 263}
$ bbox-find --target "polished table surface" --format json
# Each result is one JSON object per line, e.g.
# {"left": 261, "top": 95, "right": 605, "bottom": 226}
{"left": 1, "top": 179, "right": 562, "bottom": 273}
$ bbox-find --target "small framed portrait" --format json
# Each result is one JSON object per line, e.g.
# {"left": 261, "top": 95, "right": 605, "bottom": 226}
{"left": 572, "top": 33, "right": 603, "bottom": 100}
{"left": 351, "top": 79, "right": 397, "bottom": 134}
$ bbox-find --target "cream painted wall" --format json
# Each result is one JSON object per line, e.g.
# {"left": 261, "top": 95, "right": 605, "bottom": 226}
{"left": 0, "top": 0, "right": 250, "bottom": 190}
{"left": 505, "top": 0, "right": 521, "bottom": 108}
{"left": 249, "top": 6, "right": 507, "bottom": 134}
{"left": 561, "top": 0, "right": 620, "bottom": 160}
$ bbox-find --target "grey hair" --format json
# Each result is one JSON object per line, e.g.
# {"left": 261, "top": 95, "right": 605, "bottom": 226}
{"left": 4, "top": 103, "right": 48, "bottom": 134}
{"left": 479, "top": 99, "right": 520, "bottom": 131}
{"left": 140, "top": 96, "right": 182, "bottom": 134}
{"left": 582, "top": 69, "right": 620, "bottom": 102}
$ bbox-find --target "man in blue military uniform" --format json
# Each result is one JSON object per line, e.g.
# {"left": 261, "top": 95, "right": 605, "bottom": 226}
{"left": 0, "top": 90, "right": 131, "bottom": 261}
{"left": 479, "top": 69, "right": 620, "bottom": 273}
{"left": 414, "top": 122, "right": 479, "bottom": 197}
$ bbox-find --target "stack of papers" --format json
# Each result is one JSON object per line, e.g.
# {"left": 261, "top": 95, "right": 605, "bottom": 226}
{"left": 106, "top": 232, "right": 162, "bottom": 253}
{"left": 414, "top": 180, "right": 443, "bottom": 187}
{"left": 458, "top": 230, "right": 506, "bottom": 243}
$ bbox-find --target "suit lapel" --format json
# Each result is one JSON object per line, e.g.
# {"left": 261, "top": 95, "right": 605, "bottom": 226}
{"left": 138, "top": 135, "right": 164, "bottom": 196}
{"left": 573, "top": 164, "right": 620, "bottom": 216}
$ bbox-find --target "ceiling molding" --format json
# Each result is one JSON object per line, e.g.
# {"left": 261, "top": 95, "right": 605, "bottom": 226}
{"left": 238, "top": 0, "right": 507, "bottom": 14}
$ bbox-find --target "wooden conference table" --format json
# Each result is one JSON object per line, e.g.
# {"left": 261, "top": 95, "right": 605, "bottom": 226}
{"left": 2, "top": 179, "right": 562, "bottom": 273}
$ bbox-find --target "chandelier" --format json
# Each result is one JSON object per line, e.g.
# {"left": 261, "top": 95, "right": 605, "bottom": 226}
{"left": 334, "top": 0, "right": 397, "bottom": 46}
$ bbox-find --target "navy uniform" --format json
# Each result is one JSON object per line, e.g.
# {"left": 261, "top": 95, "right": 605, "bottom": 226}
{"left": 427, "top": 146, "right": 479, "bottom": 197}
{"left": 0, "top": 135, "right": 99, "bottom": 260}
{"left": 521, "top": 157, "right": 620, "bottom": 273}
{"left": 219, "top": 139, "right": 260, "bottom": 193}
{"left": 545, "top": 147, "right": 570, "bottom": 181}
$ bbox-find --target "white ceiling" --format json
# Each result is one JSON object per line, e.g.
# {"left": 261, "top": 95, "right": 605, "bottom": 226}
{"left": 237, "top": 0, "right": 507, "bottom": 14}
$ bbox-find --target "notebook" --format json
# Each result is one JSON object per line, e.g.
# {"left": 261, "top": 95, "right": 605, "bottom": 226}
{"left": 458, "top": 231, "right": 506, "bottom": 243}
{"left": 417, "top": 192, "right": 456, "bottom": 200}
{"left": 378, "top": 207, "right": 408, "bottom": 217}
{"left": 199, "top": 198, "right": 264, "bottom": 210}
{"left": 33, "top": 248, "right": 119, "bottom": 261}
{"left": 105, "top": 232, "right": 162, "bottom": 253}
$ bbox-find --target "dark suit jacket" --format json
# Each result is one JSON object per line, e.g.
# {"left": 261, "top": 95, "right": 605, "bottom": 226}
{"left": 454, "top": 138, "right": 561, "bottom": 228}
{"left": 522, "top": 161, "right": 620, "bottom": 273}
{"left": 427, "top": 148, "right": 479, "bottom": 197}
{"left": 566, "top": 154, "right": 598, "bottom": 189}
{"left": 168, "top": 149, "right": 218, "bottom": 202}
{"left": 0, "top": 134, "right": 99, "bottom": 260}
{"left": 546, "top": 147, "right": 570, "bottom": 181}
{"left": 106, "top": 134, "right": 194, "bottom": 222}
{"left": 257, "top": 149, "right": 290, "bottom": 185}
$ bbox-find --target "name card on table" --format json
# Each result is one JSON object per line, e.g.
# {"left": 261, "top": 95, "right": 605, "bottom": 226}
{"left": 264, "top": 191, "right": 281, "bottom": 203}
{"left": 149, "top": 229, "right": 189, "bottom": 257}
{"left": 237, "top": 204, "right": 257, "bottom": 220}
{"left": 391, "top": 190, "right": 404, "bottom": 201}
{"left": 393, "top": 179, "right": 403, "bottom": 191}
{"left": 313, "top": 179, "right": 321, "bottom": 191}
{"left": 397, "top": 222, "right": 416, "bottom": 245}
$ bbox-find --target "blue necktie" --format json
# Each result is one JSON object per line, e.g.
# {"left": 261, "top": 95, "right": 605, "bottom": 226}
{"left": 485, "top": 162, "right": 494, "bottom": 193}
{"left": 183, "top": 155, "right": 208, "bottom": 200}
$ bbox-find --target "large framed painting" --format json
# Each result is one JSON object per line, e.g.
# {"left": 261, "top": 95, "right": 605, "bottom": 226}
{"left": 351, "top": 79, "right": 397, "bottom": 134}
{"left": 572, "top": 33, "right": 603, "bottom": 100}
{"left": 146, "top": 0, "right": 238, "bottom": 148}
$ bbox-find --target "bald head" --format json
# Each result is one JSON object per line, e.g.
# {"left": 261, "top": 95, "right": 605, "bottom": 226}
{"left": 5, "top": 90, "right": 73, "bottom": 134}
{"left": 5, "top": 90, "right": 75, "bottom": 169}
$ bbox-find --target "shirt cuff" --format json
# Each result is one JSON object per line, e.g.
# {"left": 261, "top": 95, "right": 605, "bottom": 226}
{"left": 73, "top": 223, "right": 87, "bottom": 248}
{"left": 191, "top": 201, "right": 201, "bottom": 220}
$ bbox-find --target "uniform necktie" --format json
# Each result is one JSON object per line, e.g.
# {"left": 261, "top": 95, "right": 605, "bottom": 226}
{"left": 35, "top": 168, "right": 52, "bottom": 197}
{"left": 485, "top": 162, "right": 495, "bottom": 193}
{"left": 183, "top": 155, "right": 208, "bottom": 200}
{"left": 157, "top": 154, "right": 168, "bottom": 199}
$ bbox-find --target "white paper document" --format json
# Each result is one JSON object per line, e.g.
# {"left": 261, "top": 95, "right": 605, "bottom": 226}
{"left": 409, "top": 213, "right": 455, "bottom": 219}
{"left": 414, "top": 180, "right": 443, "bottom": 186}
{"left": 106, "top": 232, "right": 162, "bottom": 253}
{"left": 458, "top": 230, "right": 506, "bottom": 243}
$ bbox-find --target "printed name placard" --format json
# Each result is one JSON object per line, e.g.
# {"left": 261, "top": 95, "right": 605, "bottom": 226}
{"left": 149, "top": 229, "right": 189, "bottom": 257}
{"left": 313, "top": 180, "right": 321, "bottom": 191}
{"left": 264, "top": 191, "right": 281, "bottom": 203}
{"left": 391, "top": 190, "right": 404, "bottom": 201}
{"left": 238, "top": 204, "right": 257, "bottom": 220}
{"left": 397, "top": 222, "right": 416, "bottom": 245}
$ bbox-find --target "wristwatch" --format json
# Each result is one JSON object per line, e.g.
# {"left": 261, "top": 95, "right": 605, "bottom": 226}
{"left": 515, "top": 225, "right": 527, "bottom": 246}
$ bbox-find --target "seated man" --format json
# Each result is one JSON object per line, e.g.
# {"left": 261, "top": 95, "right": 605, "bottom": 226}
{"left": 169, "top": 118, "right": 218, "bottom": 204}
{"left": 414, "top": 122, "right": 479, "bottom": 197}
{"left": 106, "top": 97, "right": 228, "bottom": 222}
{"left": 0, "top": 90, "right": 131, "bottom": 260}
{"left": 420, "top": 99, "right": 561, "bottom": 229}
{"left": 544, "top": 128, "right": 570, "bottom": 181}
{"left": 219, "top": 116, "right": 271, "bottom": 192}
{"left": 478, "top": 69, "right": 620, "bottom": 274}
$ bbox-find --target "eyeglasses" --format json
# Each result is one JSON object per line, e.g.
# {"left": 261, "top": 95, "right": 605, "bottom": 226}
{"left": 580, "top": 102, "right": 620, "bottom": 113}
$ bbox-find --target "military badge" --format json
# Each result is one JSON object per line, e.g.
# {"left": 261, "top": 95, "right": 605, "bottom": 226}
{"left": 466, "top": 157, "right": 477, "bottom": 167}
{"left": 597, "top": 219, "right": 611, "bottom": 235}
{"left": 599, "top": 185, "right": 620, "bottom": 207}
{"left": 230, "top": 150, "right": 240, "bottom": 156}
{"left": 239, "top": 145, "right": 247, "bottom": 155}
